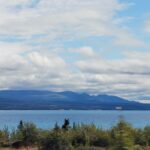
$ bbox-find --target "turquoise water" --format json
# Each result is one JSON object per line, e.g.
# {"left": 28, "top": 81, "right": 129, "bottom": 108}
{"left": 0, "top": 110, "right": 150, "bottom": 129}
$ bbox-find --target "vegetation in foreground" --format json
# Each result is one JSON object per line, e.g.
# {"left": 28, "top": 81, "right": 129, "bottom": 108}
{"left": 0, "top": 119, "right": 150, "bottom": 149}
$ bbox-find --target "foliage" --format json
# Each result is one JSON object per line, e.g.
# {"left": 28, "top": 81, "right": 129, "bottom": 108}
{"left": 11, "top": 120, "right": 39, "bottom": 147}
{"left": 143, "top": 126, "right": 150, "bottom": 146}
{"left": 40, "top": 131, "right": 73, "bottom": 150}
{"left": 111, "top": 119, "right": 134, "bottom": 150}
{"left": 0, "top": 119, "right": 150, "bottom": 150}
{"left": 75, "top": 146, "right": 104, "bottom": 150}
{"left": 62, "top": 118, "right": 71, "bottom": 131}
{"left": 0, "top": 127, "right": 9, "bottom": 147}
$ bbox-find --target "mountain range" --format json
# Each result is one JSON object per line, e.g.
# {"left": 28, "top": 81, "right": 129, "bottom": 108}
{"left": 0, "top": 90, "right": 149, "bottom": 110}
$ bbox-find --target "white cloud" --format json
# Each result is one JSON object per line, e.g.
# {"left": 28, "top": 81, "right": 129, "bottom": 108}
{"left": 0, "top": 45, "right": 150, "bottom": 101}
{"left": 28, "top": 52, "right": 66, "bottom": 69}
{"left": 76, "top": 51, "right": 150, "bottom": 75}
{"left": 144, "top": 20, "right": 150, "bottom": 33}
{"left": 0, "top": 0, "right": 149, "bottom": 102}
{"left": 74, "top": 51, "right": 150, "bottom": 100}
{"left": 71, "top": 47, "right": 96, "bottom": 57}
{"left": 0, "top": 0, "right": 139, "bottom": 45}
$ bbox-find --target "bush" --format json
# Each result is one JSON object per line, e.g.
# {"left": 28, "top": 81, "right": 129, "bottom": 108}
{"left": 0, "top": 127, "right": 9, "bottom": 147}
{"left": 133, "top": 129, "right": 146, "bottom": 146}
{"left": 75, "top": 146, "right": 104, "bottom": 150}
{"left": 11, "top": 121, "right": 39, "bottom": 147}
{"left": 111, "top": 119, "right": 134, "bottom": 150}
{"left": 40, "top": 131, "right": 73, "bottom": 150}
{"left": 6, "top": 119, "right": 150, "bottom": 150}
{"left": 90, "top": 132, "right": 111, "bottom": 147}
{"left": 72, "top": 131, "right": 88, "bottom": 147}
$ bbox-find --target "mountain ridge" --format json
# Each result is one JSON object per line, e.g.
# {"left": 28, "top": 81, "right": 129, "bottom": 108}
{"left": 0, "top": 90, "right": 149, "bottom": 110}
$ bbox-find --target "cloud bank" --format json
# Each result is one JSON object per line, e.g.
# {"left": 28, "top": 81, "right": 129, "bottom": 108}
{"left": 0, "top": 0, "right": 149, "bottom": 101}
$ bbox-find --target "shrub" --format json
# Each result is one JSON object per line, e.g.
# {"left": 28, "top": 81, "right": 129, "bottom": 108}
{"left": 111, "top": 119, "right": 134, "bottom": 150}
{"left": 0, "top": 127, "right": 10, "bottom": 147}
{"left": 89, "top": 132, "right": 111, "bottom": 147}
{"left": 75, "top": 146, "right": 104, "bottom": 150}
{"left": 11, "top": 121, "right": 39, "bottom": 147}
{"left": 133, "top": 129, "right": 146, "bottom": 146}
{"left": 144, "top": 126, "right": 150, "bottom": 146}
{"left": 72, "top": 131, "right": 88, "bottom": 147}
{"left": 40, "top": 131, "right": 72, "bottom": 150}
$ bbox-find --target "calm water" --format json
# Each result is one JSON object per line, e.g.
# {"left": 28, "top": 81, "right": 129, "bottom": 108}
{"left": 0, "top": 110, "right": 150, "bottom": 130}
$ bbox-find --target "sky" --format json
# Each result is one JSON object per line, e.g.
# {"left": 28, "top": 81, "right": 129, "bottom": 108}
{"left": 0, "top": 0, "right": 150, "bottom": 103}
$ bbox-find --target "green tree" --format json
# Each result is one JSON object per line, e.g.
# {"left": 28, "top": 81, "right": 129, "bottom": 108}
{"left": 18, "top": 120, "right": 24, "bottom": 131}
{"left": 40, "top": 131, "right": 72, "bottom": 150}
{"left": 134, "top": 128, "right": 146, "bottom": 146}
{"left": 11, "top": 121, "right": 38, "bottom": 149}
{"left": 54, "top": 122, "right": 60, "bottom": 131}
{"left": 22, "top": 123, "right": 38, "bottom": 147}
{"left": 0, "top": 127, "right": 10, "bottom": 147}
{"left": 111, "top": 120, "right": 134, "bottom": 150}
{"left": 144, "top": 126, "right": 150, "bottom": 146}
{"left": 72, "top": 131, "right": 88, "bottom": 147}
{"left": 62, "top": 118, "right": 70, "bottom": 131}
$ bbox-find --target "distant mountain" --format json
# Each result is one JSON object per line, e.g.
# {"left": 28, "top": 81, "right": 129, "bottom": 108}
{"left": 0, "top": 90, "right": 149, "bottom": 110}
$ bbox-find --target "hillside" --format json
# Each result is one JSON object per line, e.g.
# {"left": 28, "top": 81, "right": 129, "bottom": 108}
{"left": 0, "top": 90, "right": 149, "bottom": 110}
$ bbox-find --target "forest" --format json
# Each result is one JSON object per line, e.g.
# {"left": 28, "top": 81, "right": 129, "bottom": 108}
{"left": 0, "top": 119, "right": 150, "bottom": 150}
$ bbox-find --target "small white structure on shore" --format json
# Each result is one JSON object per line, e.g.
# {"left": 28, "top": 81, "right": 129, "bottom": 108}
{"left": 115, "top": 106, "right": 123, "bottom": 110}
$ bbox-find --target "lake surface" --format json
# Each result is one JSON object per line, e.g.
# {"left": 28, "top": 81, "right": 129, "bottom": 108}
{"left": 0, "top": 110, "right": 150, "bottom": 130}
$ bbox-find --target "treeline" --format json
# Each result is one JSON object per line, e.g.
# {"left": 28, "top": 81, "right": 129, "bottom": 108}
{"left": 0, "top": 119, "right": 150, "bottom": 150}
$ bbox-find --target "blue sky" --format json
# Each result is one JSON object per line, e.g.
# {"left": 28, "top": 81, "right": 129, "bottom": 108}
{"left": 0, "top": 0, "right": 150, "bottom": 102}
